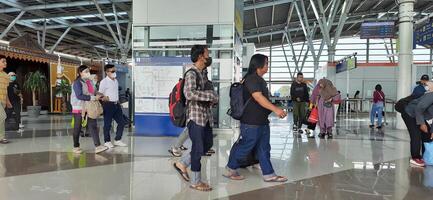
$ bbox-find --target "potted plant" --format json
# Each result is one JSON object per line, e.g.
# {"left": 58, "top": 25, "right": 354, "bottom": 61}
{"left": 56, "top": 79, "right": 71, "bottom": 113}
{"left": 23, "top": 71, "right": 48, "bottom": 117}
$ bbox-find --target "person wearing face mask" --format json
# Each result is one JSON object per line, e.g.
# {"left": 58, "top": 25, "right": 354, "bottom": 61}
{"left": 98, "top": 64, "right": 127, "bottom": 148}
{"left": 70, "top": 65, "right": 107, "bottom": 154}
{"left": 7, "top": 72, "right": 23, "bottom": 130}
{"left": 173, "top": 45, "right": 218, "bottom": 191}
{"left": 412, "top": 75, "right": 430, "bottom": 99}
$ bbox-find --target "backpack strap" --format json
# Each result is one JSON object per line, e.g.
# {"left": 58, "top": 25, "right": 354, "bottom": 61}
{"left": 183, "top": 68, "right": 201, "bottom": 91}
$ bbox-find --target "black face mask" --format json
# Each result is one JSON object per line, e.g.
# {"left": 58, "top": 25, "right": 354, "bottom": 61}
{"left": 205, "top": 57, "right": 212, "bottom": 67}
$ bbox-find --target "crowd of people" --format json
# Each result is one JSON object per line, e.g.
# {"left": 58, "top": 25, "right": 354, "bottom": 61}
{"left": 0, "top": 54, "right": 128, "bottom": 154}
{"left": 165, "top": 43, "right": 433, "bottom": 192}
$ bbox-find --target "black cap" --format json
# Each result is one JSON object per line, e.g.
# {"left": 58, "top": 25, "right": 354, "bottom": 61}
{"left": 421, "top": 74, "right": 430, "bottom": 81}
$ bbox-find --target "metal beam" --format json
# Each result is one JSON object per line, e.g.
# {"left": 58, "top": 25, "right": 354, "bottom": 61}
{"left": 0, "top": 10, "right": 25, "bottom": 39}
{"left": 0, "top": 0, "right": 131, "bottom": 14}
{"left": 112, "top": 3, "right": 124, "bottom": 46}
{"left": 309, "top": 0, "right": 331, "bottom": 47}
{"left": 244, "top": 0, "right": 295, "bottom": 11}
{"left": 49, "top": 27, "right": 71, "bottom": 53}
{"left": 372, "top": 0, "right": 386, "bottom": 10}
{"left": 12, "top": 25, "right": 21, "bottom": 36}
{"left": 124, "top": 21, "right": 132, "bottom": 50}
{"left": 20, "top": 10, "right": 126, "bottom": 22}
{"left": 42, "top": 20, "right": 46, "bottom": 48}
{"left": 92, "top": 0, "right": 122, "bottom": 48}
{"left": 332, "top": 0, "right": 353, "bottom": 48}
{"left": 43, "top": 20, "right": 129, "bottom": 29}
{"left": 281, "top": 43, "right": 295, "bottom": 80}
{"left": 253, "top": 0, "right": 261, "bottom": 43}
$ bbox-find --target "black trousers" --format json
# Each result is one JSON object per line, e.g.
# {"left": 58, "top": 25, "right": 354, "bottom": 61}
{"left": 401, "top": 111, "right": 432, "bottom": 159}
{"left": 73, "top": 114, "right": 101, "bottom": 148}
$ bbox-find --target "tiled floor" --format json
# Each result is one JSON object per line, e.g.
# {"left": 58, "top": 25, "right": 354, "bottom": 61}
{"left": 0, "top": 113, "right": 431, "bottom": 199}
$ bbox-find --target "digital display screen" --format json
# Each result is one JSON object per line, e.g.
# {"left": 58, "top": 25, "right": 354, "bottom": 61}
{"left": 415, "top": 20, "right": 433, "bottom": 49}
{"left": 360, "top": 21, "right": 395, "bottom": 39}
{"left": 336, "top": 57, "right": 357, "bottom": 74}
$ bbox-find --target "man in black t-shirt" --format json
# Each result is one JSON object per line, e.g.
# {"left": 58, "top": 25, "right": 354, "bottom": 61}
{"left": 225, "top": 54, "right": 288, "bottom": 183}
{"left": 7, "top": 72, "right": 22, "bottom": 129}
{"left": 290, "top": 72, "right": 309, "bottom": 132}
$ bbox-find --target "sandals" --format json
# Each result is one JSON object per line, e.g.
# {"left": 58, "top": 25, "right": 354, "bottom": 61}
{"left": 264, "top": 175, "right": 288, "bottom": 183}
{"left": 173, "top": 163, "right": 190, "bottom": 182}
{"left": 168, "top": 148, "right": 182, "bottom": 157}
{"left": 223, "top": 171, "right": 245, "bottom": 180}
{"left": 190, "top": 182, "right": 212, "bottom": 191}
{"left": 0, "top": 139, "right": 9, "bottom": 144}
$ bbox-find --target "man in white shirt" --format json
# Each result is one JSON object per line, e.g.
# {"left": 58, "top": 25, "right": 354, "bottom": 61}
{"left": 99, "top": 64, "right": 127, "bottom": 148}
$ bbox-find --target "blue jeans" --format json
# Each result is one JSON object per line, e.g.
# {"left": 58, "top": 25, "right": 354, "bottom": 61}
{"left": 102, "top": 102, "right": 125, "bottom": 142}
{"left": 370, "top": 104, "right": 383, "bottom": 126}
{"left": 227, "top": 124, "right": 275, "bottom": 178}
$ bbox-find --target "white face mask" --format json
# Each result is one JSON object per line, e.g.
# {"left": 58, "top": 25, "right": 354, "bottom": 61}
{"left": 82, "top": 72, "right": 91, "bottom": 79}
{"left": 110, "top": 72, "right": 117, "bottom": 78}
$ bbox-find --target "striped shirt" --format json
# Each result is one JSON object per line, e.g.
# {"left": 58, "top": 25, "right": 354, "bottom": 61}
{"left": 0, "top": 71, "right": 9, "bottom": 106}
{"left": 184, "top": 66, "right": 218, "bottom": 127}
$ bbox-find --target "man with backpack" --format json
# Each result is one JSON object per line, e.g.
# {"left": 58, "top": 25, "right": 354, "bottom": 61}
{"left": 173, "top": 45, "right": 218, "bottom": 191}
{"left": 290, "top": 72, "right": 309, "bottom": 132}
{"left": 399, "top": 82, "right": 433, "bottom": 167}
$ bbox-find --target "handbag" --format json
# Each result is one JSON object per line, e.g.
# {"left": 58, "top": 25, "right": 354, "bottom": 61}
{"left": 424, "top": 142, "right": 433, "bottom": 166}
{"left": 308, "top": 107, "right": 319, "bottom": 124}
{"left": 83, "top": 100, "right": 103, "bottom": 119}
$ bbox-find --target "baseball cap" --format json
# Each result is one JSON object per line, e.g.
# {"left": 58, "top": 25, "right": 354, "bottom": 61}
{"left": 421, "top": 74, "right": 430, "bottom": 81}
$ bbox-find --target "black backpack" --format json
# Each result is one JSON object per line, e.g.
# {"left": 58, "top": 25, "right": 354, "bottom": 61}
{"left": 395, "top": 95, "right": 415, "bottom": 113}
{"left": 227, "top": 81, "right": 251, "bottom": 120}
{"left": 168, "top": 69, "right": 200, "bottom": 127}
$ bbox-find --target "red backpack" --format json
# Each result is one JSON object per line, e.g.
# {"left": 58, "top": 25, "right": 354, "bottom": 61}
{"left": 169, "top": 69, "right": 199, "bottom": 127}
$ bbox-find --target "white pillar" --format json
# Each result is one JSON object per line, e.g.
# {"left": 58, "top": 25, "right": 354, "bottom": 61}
{"left": 396, "top": 0, "right": 415, "bottom": 129}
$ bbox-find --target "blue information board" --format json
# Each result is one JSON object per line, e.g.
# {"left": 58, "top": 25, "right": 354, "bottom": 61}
{"left": 360, "top": 21, "right": 395, "bottom": 39}
{"left": 415, "top": 20, "right": 433, "bottom": 49}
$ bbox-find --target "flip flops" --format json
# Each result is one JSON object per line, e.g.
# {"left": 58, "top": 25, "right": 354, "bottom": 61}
{"left": 173, "top": 163, "right": 190, "bottom": 182}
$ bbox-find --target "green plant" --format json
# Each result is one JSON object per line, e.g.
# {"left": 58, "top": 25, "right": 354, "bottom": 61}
{"left": 57, "top": 79, "right": 71, "bottom": 96}
{"left": 23, "top": 71, "right": 48, "bottom": 106}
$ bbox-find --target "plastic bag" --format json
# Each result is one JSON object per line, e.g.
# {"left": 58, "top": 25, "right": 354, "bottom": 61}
{"left": 424, "top": 142, "right": 433, "bottom": 166}
{"left": 308, "top": 107, "right": 319, "bottom": 124}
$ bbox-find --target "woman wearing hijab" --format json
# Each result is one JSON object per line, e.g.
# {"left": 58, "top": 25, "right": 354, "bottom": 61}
{"left": 310, "top": 78, "right": 341, "bottom": 138}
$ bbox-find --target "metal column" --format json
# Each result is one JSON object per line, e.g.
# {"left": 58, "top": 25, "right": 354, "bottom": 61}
{"left": 396, "top": 0, "right": 415, "bottom": 129}
{"left": 366, "top": 39, "right": 370, "bottom": 63}
{"left": 269, "top": 46, "right": 272, "bottom": 93}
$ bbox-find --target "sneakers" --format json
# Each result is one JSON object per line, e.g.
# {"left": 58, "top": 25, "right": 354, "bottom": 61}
{"left": 95, "top": 145, "right": 109, "bottom": 154}
{"left": 113, "top": 140, "right": 128, "bottom": 147}
{"left": 369, "top": 125, "right": 374, "bottom": 128}
{"left": 104, "top": 142, "right": 115, "bottom": 148}
{"left": 293, "top": 125, "right": 298, "bottom": 131}
{"left": 72, "top": 147, "right": 83, "bottom": 154}
{"left": 410, "top": 158, "right": 425, "bottom": 167}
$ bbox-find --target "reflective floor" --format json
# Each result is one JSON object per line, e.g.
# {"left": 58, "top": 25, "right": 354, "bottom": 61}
{"left": 0, "top": 113, "right": 432, "bottom": 199}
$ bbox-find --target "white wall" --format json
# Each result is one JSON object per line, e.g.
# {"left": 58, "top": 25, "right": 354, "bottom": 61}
{"left": 333, "top": 66, "right": 398, "bottom": 100}
{"left": 326, "top": 64, "right": 432, "bottom": 101}
{"left": 133, "top": 0, "right": 235, "bottom": 26}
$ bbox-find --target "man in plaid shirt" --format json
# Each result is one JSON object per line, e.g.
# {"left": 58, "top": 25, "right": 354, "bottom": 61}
{"left": 174, "top": 45, "right": 218, "bottom": 191}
